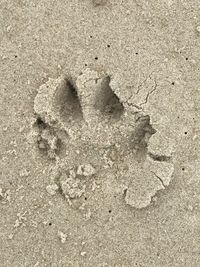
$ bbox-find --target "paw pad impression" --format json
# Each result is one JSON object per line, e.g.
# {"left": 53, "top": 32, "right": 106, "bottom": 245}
{"left": 31, "top": 68, "right": 175, "bottom": 209}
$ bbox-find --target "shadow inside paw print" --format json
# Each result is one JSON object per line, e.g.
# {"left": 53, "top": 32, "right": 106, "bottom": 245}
{"left": 61, "top": 80, "right": 83, "bottom": 122}
{"left": 94, "top": 76, "right": 124, "bottom": 120}
{"left": 31, "top": 68, "right": 175, "bottom": 210}
{"left": 131, "top": 114, "right": 156, "bottom": 162}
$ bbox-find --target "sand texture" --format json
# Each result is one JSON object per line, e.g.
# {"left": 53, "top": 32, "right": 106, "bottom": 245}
{"left": 0, "top": 0, "right": 200, "bottom": 266}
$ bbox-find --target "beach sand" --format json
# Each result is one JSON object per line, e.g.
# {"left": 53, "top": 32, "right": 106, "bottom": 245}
{"left": 0, "top": 0, "right": 200, "bottom": 266}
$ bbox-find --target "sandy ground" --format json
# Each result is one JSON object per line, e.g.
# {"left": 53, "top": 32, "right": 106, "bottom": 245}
{"left": 0, "top": 0, "right": 200, "bottom": 266}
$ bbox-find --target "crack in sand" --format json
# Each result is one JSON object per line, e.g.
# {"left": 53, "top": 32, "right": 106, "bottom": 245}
{"left": 140, "top": 79, "right": 158, "bottom": 106}
{"left": 151, "top": 171, "right": 166, "bottom": 188}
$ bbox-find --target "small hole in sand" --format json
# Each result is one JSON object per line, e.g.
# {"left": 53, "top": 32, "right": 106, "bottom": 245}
{"left": 36, "top": 117, "right": 46, "bottom": 129}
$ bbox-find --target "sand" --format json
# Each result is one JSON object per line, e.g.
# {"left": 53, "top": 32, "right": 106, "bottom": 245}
{"left": 0, "top": 0, "right": 200, "bottom": 266}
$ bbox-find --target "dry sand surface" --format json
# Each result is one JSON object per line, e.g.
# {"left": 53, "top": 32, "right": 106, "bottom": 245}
{"left": 0, "top": 0, "right": 200, "bottom": 266}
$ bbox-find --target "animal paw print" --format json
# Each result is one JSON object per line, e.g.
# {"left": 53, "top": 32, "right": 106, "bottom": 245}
{"left": 32, "top": 68, "right": 174, "bottom": 209}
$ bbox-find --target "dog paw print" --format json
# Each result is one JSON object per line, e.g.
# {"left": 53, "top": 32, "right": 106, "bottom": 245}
{"left": 32, "top": 68, "right": 175, "bottom": 209}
